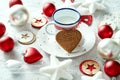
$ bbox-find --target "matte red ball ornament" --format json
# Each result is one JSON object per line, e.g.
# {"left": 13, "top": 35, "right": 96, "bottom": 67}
{"left": 98, "top": 24, "right": 113, "bottom": 39}
{"left": 0, "top": 36, "right": 14, "bottom": 52}
{"left": 43, "top": 2, "right": 56, "bottom": 17}
{"left": 0, "top": 22, "right": 6, "bottom": 37}
{"left": 24, "top": 47, "right": 43, "bottom": 64}
{"left": 104, "top": 60, "right": 120, "bottom": 77}
{"left": 9, "top": 0, "right": 23, "bottom": 8}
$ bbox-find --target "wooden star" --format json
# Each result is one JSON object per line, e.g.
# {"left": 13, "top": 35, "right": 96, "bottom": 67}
{"left": 21, "top": 33, "right": 29, "bottom": 39}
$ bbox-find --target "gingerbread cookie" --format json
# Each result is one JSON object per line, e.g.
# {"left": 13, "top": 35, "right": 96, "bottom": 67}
{"left": 79, "top": 60, "right": 100, "bottom": 76}
{"left": 16, "top": 31, "right": 36, "bottom": 45}
{"left": 56, "top": 29, "right": 82, "bottom": 53}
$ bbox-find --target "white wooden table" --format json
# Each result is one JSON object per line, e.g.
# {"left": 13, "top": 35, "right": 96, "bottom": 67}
{"left": 0, "top": 0, "right": 120, "bottom": 80}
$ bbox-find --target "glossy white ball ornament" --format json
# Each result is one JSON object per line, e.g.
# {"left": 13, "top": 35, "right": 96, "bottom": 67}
{"left": 97, "top": 38, "right": 120, "bottom": 60}
{"left": 9, "top": 5, "right": 29, "bottom": 26}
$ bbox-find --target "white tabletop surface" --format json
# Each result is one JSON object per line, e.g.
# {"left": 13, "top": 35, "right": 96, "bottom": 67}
{"left": 0, "top": 0, "right": 120, "bottom": 80}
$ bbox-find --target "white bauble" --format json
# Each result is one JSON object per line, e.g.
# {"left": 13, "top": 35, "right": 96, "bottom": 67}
{"left": 97, "top": 38, "right": 120, "bottom": 59}
{"left": 9, "top": 5, "right": 29, "bottom": 26}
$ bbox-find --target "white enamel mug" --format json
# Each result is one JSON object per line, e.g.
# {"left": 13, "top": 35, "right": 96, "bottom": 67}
{"left": 45, "top": 8, "right": 81, "bottom": 35}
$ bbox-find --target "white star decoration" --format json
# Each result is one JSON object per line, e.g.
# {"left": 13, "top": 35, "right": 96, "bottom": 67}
{"left": 82, "top": 0, "right": 102, "bottom": 7}
{"left": 39, "top": 55, "right": 73, "bottom": 80}
{"left": 76, "top": 6, "right": 89, "bottom": 15}
{"left": 81, "top": 71, "right": 105, "bottom": 80}
{"left": 6, "top": 60, "right": 22, "bottom": 71}
{"left": 82, "top": 0, "right": 106, "bottom": 14}
{"left": 70, "top": 0, "right": 106, "bottom": 14}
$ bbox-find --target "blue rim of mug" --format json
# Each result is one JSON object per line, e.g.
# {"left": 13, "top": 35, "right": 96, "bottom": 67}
{"left": 53, "top": 8, "right": 81, "bottom": 26}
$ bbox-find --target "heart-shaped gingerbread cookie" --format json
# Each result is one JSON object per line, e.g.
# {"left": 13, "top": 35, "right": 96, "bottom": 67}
{"left": 56, "top": 30, "right": 82, "bottom": 53}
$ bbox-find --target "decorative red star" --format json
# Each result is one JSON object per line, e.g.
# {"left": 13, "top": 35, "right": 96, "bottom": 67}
{"left": 35, "top": 19, "right": 42, "bottom": 24}
{"left": 86, "top": 64, "right": 96, "bottom": 71}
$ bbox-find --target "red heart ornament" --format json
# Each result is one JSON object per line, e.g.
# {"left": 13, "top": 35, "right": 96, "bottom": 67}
{"left": 24, "top": 47, "right": 43, "bottom": 64}
{"left": 80, "top": 15, "right": 93, "bottom": 26}
{"left": 104, "top": 60, "right": 120, "bottom": 77}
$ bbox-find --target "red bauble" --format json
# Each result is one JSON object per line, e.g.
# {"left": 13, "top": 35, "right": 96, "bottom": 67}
{"left": 0, "top": 22, "right": 6, "bottom": 37}
{"left": 0, "top": 36, "right": 14, "bottom": 52}
{"left": 104, "top": 60, "right": 120, "bottom": 77}
{"left": 24, "top": 47, "right": 43, "bottom": 64}
{"left": 9, "top": 0, "right": 23, "bottom": 8}
{"left": 98, "top": 24, "right": 113, "bottom": 39}
{"left": 43, "top": 2, "right": 56, "bottom": 17}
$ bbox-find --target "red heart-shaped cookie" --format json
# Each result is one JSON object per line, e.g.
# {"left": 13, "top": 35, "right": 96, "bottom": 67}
{"left": 56, "top": 30, "right": 82, "bottom": 53}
